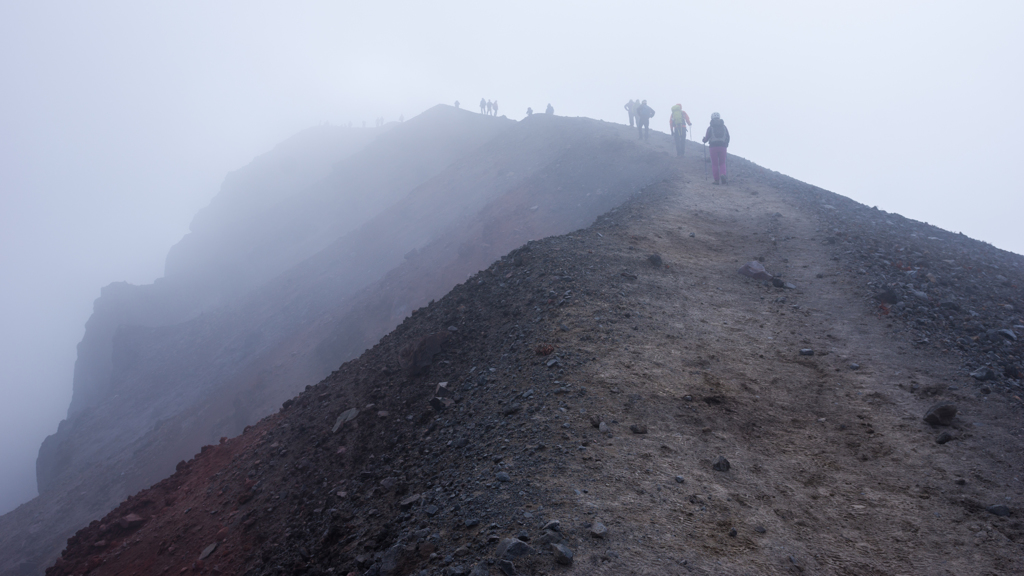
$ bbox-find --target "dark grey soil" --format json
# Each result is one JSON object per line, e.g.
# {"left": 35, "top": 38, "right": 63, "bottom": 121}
{"left": 46, "top": 137, "right": 1024, "bottom": 576}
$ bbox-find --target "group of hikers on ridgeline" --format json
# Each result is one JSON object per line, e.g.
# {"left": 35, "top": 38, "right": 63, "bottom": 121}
{"left": 624, "top": 99, "right": 731, "bottom": 185}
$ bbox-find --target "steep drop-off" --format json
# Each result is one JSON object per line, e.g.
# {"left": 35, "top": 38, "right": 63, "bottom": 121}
{"left": 1, "top": 108, "right": 674, "bottom": 575}
{"left": 44, "top": 135, "right": 1024, "bottom": 575}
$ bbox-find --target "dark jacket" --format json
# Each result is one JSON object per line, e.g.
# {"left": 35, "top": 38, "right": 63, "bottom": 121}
{"left": 635, "top": 103, "right": 655, "bottom": 120}
{"left": 702, "top": 118, "right": 730, "bottom": 147}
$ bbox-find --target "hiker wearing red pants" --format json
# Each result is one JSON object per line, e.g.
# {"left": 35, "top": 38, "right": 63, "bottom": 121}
{"left": 702, "top": 112, "right": 730, "bottom": 184}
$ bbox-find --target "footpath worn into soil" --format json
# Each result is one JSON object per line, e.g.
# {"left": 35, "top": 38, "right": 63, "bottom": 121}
{"left": 46, "top": 135, "right": 1024, "bottom": 576}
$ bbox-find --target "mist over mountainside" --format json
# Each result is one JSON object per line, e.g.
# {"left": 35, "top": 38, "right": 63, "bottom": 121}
{"left": 0, "top": 107, "right": 674, "bottom": 575}
{"left": 66, "top": 108, "right": 512, "bottom": 420}
{"left": 39, "top": 132, "right": 1024, "bottom": 575}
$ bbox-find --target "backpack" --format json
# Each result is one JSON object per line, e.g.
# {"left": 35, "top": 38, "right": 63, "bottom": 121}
{"left": 709, "top": 123, "right": 728, "bottom": 145}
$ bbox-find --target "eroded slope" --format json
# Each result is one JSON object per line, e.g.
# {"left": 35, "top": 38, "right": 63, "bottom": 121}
{"left": 47, "top": 137, "right": 1024, "bottom": 576}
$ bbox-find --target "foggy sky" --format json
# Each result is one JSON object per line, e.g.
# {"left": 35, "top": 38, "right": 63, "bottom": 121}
{"left": 1, "top": 1, "right": 1021, "bottom": 514}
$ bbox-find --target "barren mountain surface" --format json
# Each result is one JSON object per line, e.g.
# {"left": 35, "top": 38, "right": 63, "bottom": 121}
{"left": 1, "top": 111, "right": 675, "bottom": 576}
{"left": 44, "top": 137, "right": 1024, "bottom": 575}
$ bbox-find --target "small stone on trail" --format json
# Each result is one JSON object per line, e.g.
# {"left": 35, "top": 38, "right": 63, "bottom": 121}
{"left": 332, "top": 408, "right": 359, "bottom": 432}
{"left": 198, "top": 542, "right": 217, "bottom": 561}
{"left": 648, "top": 253, "right": 663, "bottom": 267}
{"left": 987, "top": 504, "right": 1011, "bottom": 517}
{"left": 590, "top": 522, "right": 608, "bottom": 538}
{"left": 425, "top": 505, "right": 439, "bottom": 516}
{"left": 936, "top": 431, "right": 954, "bottom": 444}
{"left": 849, "top": 363, "right": 860, "bottom": 370}
{"left": 689, "top": 232, "right": 695, "bottom": 237}
{"left": 738, "top": 261, "right": 773, "bottom": 281}
{"left": 712, "top": 456, "right": 731, "bottom": 472}
{"left": 497, "top": 538, "right": 535, "bottom": 560}
{"left": 551, "top": 543, "right": 574, "bottom": 565}
{"left": 771, "top": 277, "right": 785, "bottom": 288}
{"left": 629, "top": 423, "right": 648, "bottom": 434}
{"left": 119, "top": 513, "right": 144, "bottom": 529}
{"left": 496, "top": 472, "right": 511, "bottom": 482}
{"left": 497, "top": 559, "right": 516, "bottom": 576}
{"left": 728, "top": 527, "right": 737, "bottom": 537}
{"left": 675, "top": 475, "right": 685, "bottom": 484}
{"left": 755, "top": 526, "right": 767, "bottom": 534}
{"left": 923, "top": 402, "right": 957, "bottom": 426}
{"left": 542, "top": 520, "right": 561, "bottom": 532}
{"left": 970, "top": 366, "right": 996, "bottom": 381}
{"left": 599, "top": 422, "right": 610, "bottom": 433}
{"left": 997, "top": 329, "right": 1017, "bottom": 341}
{"left": 799, "top": 349, "right": 814, "bottom": 356}
{"left": 400, "top": 493, "right": 421, "bottom": 510}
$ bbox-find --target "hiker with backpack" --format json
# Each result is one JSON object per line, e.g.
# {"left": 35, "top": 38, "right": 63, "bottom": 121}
{"left": 701, "top": 112, "right": 730, "bottom": 184}
{"left": 669, "top": 104, "right": 691, "bottom": 157}
{"left": 635, "top": 100, "right": 655, "bottom": 141}
{"left": 624, "top": 99, "right": 636, "bottom": 127}
{"left": 545, "top": 103, "right": 554, "bottom": 115}
{"left": 480, "top": 98, "right": 487, "bottom": 114}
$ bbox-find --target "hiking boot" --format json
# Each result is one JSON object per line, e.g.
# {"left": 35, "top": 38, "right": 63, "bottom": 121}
{"left": 720, "top": 176, "right": 727, "bottom": 185}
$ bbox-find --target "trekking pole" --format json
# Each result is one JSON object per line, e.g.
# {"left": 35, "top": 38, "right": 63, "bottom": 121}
{"left": 702, "top": 141, "right": 707, "bottom": 181}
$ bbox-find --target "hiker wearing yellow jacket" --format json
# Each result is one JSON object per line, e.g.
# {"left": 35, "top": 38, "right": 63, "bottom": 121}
{"left": 669, "top": 104, "right": 691, "bottom": 157}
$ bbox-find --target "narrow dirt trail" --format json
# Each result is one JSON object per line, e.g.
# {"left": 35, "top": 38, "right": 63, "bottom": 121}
{"left": 42, "top": 132, "right": 1022, "bottom": 576}
{"left": 540, "top": 138, "right": 1024, "bottom": 575}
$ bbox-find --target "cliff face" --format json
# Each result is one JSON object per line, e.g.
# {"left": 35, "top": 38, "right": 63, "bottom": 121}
{"left": 42, "top": 141, "right": 1024, "bottom": 576}
{"left": 61, "top": 124, "right": 381, "bottom": 421}
{"left": 6, "top": 107, "right": 675, "bottom": 575}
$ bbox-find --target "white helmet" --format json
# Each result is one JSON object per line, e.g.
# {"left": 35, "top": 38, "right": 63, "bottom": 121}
{"left": 711, "top": 112, "right": 721, "bottom": 120}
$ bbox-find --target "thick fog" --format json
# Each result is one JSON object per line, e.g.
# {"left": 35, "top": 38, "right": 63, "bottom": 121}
{"left": 1, "top": 1, "right": 1021, "bottom": 515}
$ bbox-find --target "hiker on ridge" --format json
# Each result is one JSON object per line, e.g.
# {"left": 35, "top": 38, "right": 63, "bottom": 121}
{"left": 493, "top": 100, "right": 499, "bottom": 116}
{"left": 702, "top": 112, "right": 731, "bottom": 184}
{"left": 480, "top": 98, "right": 486, "bottom": 114}
{"left": 545, "top": 103, "right": 554, "bottom": 115}
{"left": 624, "top": 99, "right": 636, "bottom": 127}
{"left": 526, "top": 107, "right": 533, "bottom": 116}
{"left": 635, "top": 99, "right": 655, "bottom": 141}
{"left": 454, "top": 100, "right": 460, "bottom": 109}
{"left": 670, "top": 104, "right": 691, "bottom": 157}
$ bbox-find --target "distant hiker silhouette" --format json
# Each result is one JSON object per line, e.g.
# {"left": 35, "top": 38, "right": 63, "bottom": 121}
{"left": 526, "top": 107, "right": 533, "bottom": 116}
{"left": 492, "top": 100, "right": 499, "bottom": 116}
{"left": 625, "top": 99, "right": 636, "bottom": 127}
{"left": 454, "top": 100, "right": 460, "bottom": 109}
{"left": 486, "top": 100, "right": 493, "bottom": 115}
{"left": 545, "top": 103, "right": 554, "bottom": 115}
{"left": 635, "top": 100, "right": 655, "bottom": 141}
{"left": 670, "top": 104, "right": 691, "bottom": 157}
{"left": 702, "top": 112, "right": 731, "bottom": 184}
{"left": 399, "top": 114, "right": 404, "bottom": 122}
{"left": 480, "top": 98, "right": 486, "bottom": 114}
